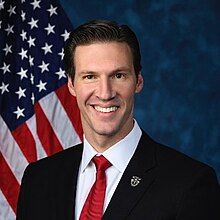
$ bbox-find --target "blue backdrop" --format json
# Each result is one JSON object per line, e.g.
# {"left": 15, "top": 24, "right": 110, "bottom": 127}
{"left": 60, "top": 0, "right": 220, "bottom": 181}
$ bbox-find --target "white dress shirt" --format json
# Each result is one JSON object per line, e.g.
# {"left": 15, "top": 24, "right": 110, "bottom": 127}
{"left": 75, "top": 120, "right": 142, "bottom": 220}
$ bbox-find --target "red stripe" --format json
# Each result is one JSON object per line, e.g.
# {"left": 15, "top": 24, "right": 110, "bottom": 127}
{"left": 35, "top": 102, "right": 63, "bottom": 156}
{"left": 12, "top": 123, "right": 37, "bottom": 163}
{"left": 56, "top": 83, "right": 83, "bottom": 140}
{"left": 0, "top": 152, "right": 20, "bottom": 214}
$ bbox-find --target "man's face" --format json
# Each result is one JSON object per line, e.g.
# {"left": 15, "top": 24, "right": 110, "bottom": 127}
{"left": 68, "top": 42, "right": 143, "bottom": 146}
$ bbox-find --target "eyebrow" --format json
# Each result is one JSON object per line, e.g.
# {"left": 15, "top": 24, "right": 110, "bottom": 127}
{"left": 79, "top": 67, "right": 132, "bottom": 75}
{"left": 113, "top": 67, "right": 132, "bottom": 73}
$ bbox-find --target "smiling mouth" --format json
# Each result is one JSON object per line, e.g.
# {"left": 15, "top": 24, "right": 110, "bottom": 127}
{"left": 94, "top": 106, "right": 118, "bottom": 113}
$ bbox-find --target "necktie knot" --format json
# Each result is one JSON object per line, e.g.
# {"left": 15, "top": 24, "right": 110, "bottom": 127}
{"left": 92, "top": 155, "right": 111, "bottom": 171}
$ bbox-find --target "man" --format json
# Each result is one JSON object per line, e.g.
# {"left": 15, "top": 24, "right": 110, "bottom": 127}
{"left": 17, "top": 20, "right": 220, "bottom": 220}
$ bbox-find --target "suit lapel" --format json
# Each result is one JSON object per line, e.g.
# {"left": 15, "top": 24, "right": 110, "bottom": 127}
{"left": 52, "top": 144, "right": 83, "bottom": 220}
{"left": 103, "top": 132, "right": 157, "bottom": 220}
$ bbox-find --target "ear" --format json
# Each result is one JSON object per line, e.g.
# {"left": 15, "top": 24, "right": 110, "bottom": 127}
{"left": 67, "top": 77, "right": 76, "bottom": 97}
{"left": 135, "top": 73, "right": 144, "bottom": 93}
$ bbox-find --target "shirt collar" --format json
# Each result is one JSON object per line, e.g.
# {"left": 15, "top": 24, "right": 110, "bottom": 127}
{"left": 80, "top": 120, "right": 142, "bottom": 173}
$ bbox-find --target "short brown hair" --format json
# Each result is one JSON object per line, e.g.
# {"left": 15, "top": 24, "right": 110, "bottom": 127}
{"left": 64, "top": 20, "right": 142, "bottom": 79}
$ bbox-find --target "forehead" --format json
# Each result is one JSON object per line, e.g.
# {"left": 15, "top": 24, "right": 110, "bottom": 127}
{"left": 74, "top": 42, "right": 134, "bottom": 72}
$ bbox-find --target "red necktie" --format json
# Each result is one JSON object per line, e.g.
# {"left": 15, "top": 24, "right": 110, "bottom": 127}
{"left": 79, "top": 155, "right": 112, "bottom": 220}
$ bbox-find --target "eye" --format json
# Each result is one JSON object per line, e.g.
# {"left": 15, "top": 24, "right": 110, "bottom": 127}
{"left": 83, "top": 74, "right": 96, "bottom": 80}
{"left": 115, "top": 72, "right": 125, "bottom": 79}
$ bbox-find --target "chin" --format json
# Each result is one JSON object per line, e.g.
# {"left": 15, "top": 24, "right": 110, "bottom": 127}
{"left": 94, "top": 126, "right": 119, "bottom": 137}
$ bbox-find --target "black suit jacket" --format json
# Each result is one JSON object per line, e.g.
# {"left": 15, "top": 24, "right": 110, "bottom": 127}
{"left": 17, "top": 131, "right": 220, "bottom": 220}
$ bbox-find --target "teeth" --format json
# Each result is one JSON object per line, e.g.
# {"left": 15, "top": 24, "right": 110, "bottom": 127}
{"left": 94, "top": 106, "right": 118, "bottom": 113}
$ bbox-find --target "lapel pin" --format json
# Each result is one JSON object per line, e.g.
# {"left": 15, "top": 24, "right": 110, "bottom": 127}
{"left": 131, "top": 176, "right": 141, "bottom": 187}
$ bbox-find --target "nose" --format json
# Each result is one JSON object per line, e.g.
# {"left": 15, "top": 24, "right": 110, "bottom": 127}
{"left": 96, "top": 77, "right": 115, "bottom": 101}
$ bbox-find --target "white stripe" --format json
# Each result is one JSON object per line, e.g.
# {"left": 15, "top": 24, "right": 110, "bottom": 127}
{"left": 39, "top": 92, "right": 81, "bottom": 149}
{"left": 0, "top": 116, "right": 28, "bottom": 184}
{"left": 0, "top": 190, "right": 16, "bottom": 220}
{"left": 26, "top": 115, "right": 48, "bottom": 160}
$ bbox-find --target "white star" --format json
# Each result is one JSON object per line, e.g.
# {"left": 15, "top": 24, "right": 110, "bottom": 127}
{"left": 16, "top": 67, "right": 28, "bottom": 80}
{"left": 21, "top": 0, "right": 26, "bottom": 3}
{"left": 27, "top": 36, "right": 36, "bottom": 47}
{"left": 31, "top": 0, "right": 41, "bottom": 10}
{"left": 13, "top": 106, "right": 25, "bottom": 119}
{"left": 41, "top": 43, "right": 52, "bottom": 55}
{"left": 21, "top": 10, "right": 26, "bottom": 21}
{"left": 15, "top": 87, "right": 26, "bottom": 99}
{"left": 58, "top": 48, "right": 64, "bottom": 60}
{"left": 7, "top": 5, "right": 16, "bottom": 16}
{"left": 55, "top": 68, "right": 66, "bottom": 79}
{"left": 38, "top": 61, "right": 49, "bottom": 73}
{"left": 47, "top": 4, "right": 57, "bottom": 17}
{"left": 3, "top": 44, "right": 12, "bottom": 55}
{"left": 30, "top": 73, "right": 34, "bottom": 84}
{"left": 36, "top": 80, "right": 47, "bottom": 92}
{"left": 61, "top": 29, "right": 70, "bottom": 41}
{"left": 20, "top": 30, "right": 27, "bottom": 41}
{"left": 31, "top": 92, "right": 35, "bottom": 104}
{"left": 5, "top": 24, "right": 14, "bottom": 35}
{"left": 0, "top": 1, "right": 5, "bottom": 10}
{"left": 0, "top": 82, "right": 9, "bottom": 94}
{"left": 0, "top": 21, "right": 2, "bottom": 28}
{"left": 44, "top": 23, "right": 55, "bottom": 35}
{"left": 29, "top": 55, "right": 34, "bottom": 66}
{"left": 0, "top": 62, "right": 10, "bottom": 74}
{"left": 28, "top": 18, "right": 38, "bottom": 29}
{"left": 18, "top": 48, "right": 28, "bottom": 60}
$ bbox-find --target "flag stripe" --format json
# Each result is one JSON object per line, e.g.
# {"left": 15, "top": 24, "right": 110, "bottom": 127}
{"left": 0, "top": 153, "right": 20, "bottom": 214}
{"left": 39, "top": 89, "right": 81, "bottom": 148}
{"left": 35, "top": 102, "right": 64, "bottom": 156}
{"left": 0, "top": 190, "right": 16, "bottom": 220}
{"left": 26, "top": 115, "right": 48, "bottom": 160}
{"left": 56, "top": 84, "right": 83, "bottom": 140}
{"left": 0, "top": 116, "right": 28, "bottom": 183}
{"left": 12, "top": 123, "right": 37, "bottom": 163}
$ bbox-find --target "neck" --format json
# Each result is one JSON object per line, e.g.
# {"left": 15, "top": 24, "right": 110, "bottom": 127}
{"left": 84, "top": 122, "right": 134, "bottom": 153}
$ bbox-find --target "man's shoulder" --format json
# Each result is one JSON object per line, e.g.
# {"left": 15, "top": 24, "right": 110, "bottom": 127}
{"left": 26, "top": 143, "right": 83, "bottom": 175}
{"left": 140, "top": 130, "right": 217, "bottom": 179}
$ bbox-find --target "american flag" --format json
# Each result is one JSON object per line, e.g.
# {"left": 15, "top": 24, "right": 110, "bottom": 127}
{"left": 0, "top": 0, "right": 83, "bottom": 219}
